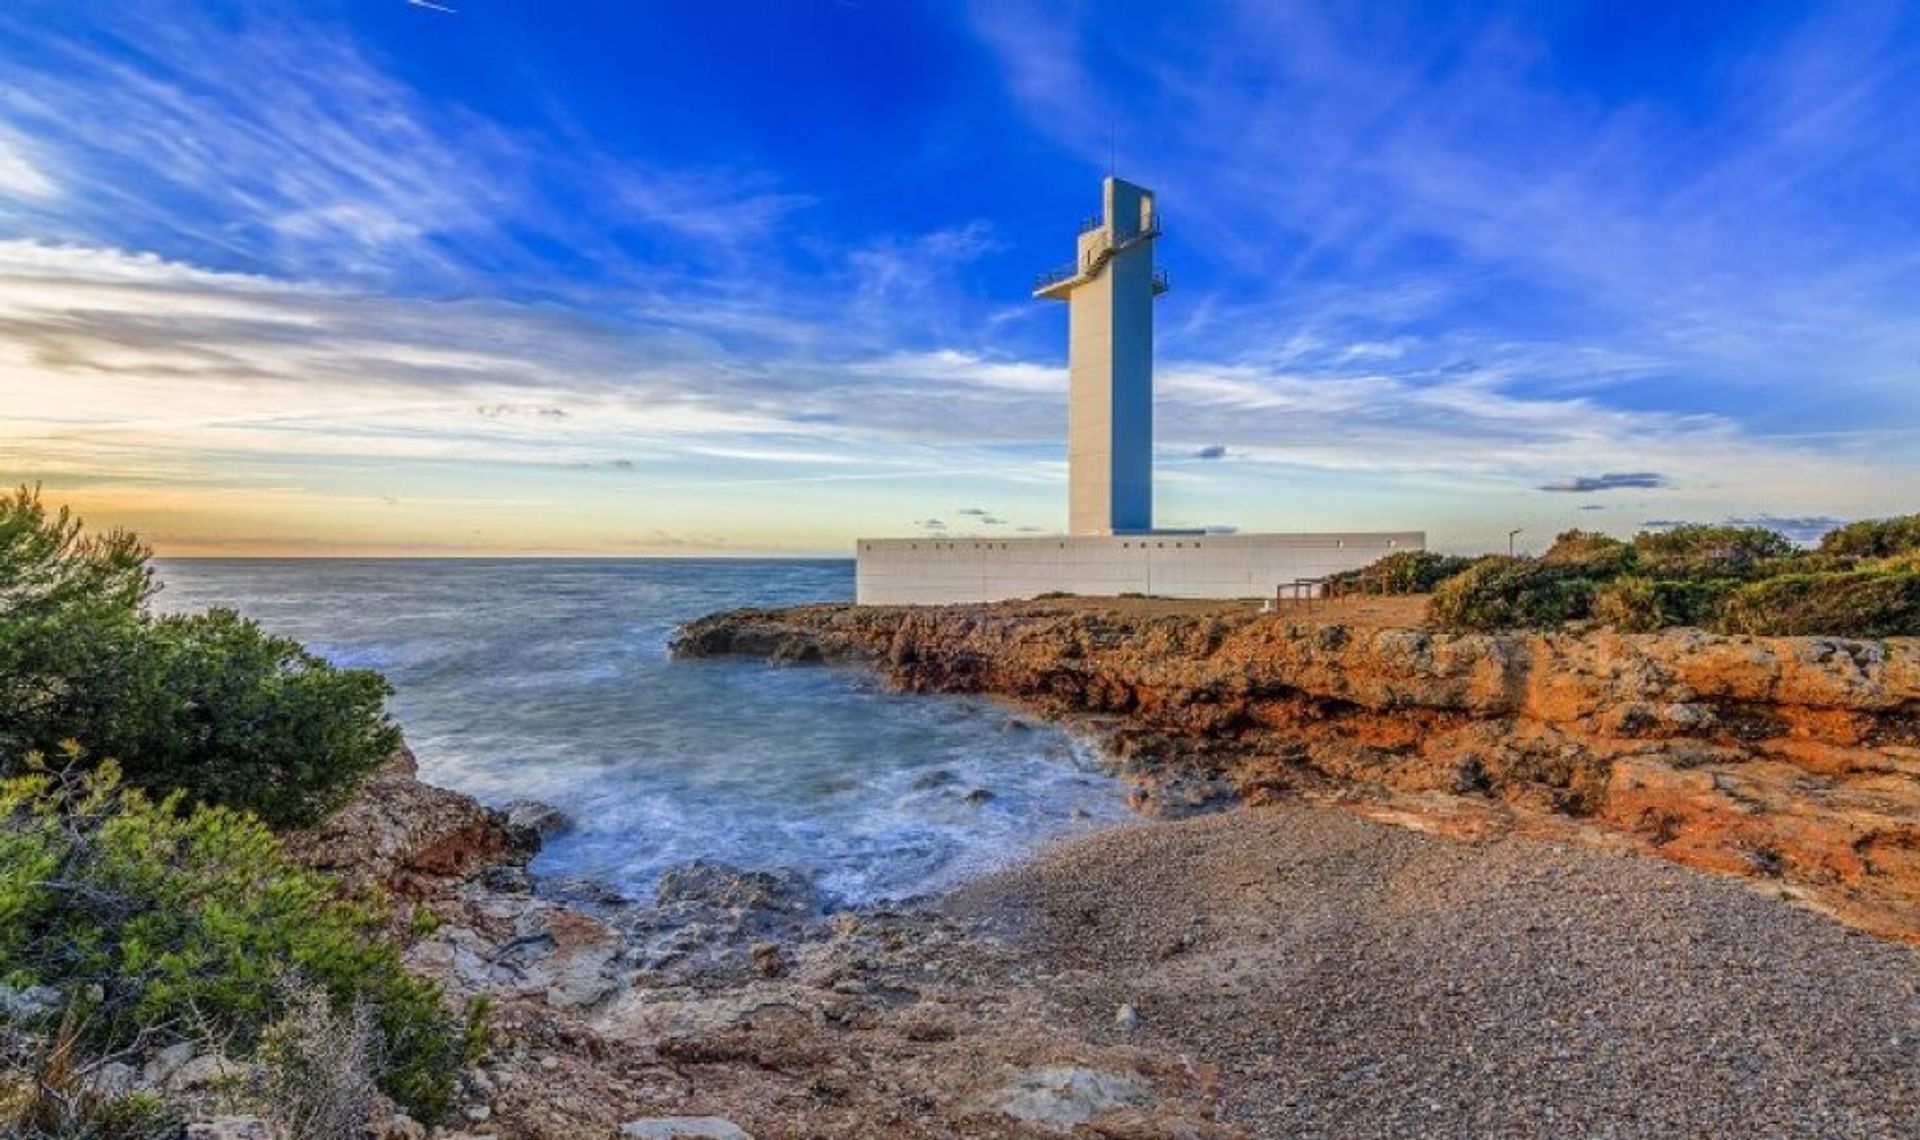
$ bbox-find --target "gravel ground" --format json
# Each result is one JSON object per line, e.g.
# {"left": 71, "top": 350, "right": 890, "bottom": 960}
{"left": 948, "top": 807, "right": 1920, "bottom": 1139}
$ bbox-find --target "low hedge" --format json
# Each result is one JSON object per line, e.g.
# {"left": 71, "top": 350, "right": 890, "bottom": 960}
{"left": 1328, "top": 550, "right": 1475, "bottom": 596}
{"left": 1717, "top": 571, "right": 1920, "bottom": 638}
{"left": 1631, "top": 524, "right": 1795, "bottom": 580}
{"left": 1430, "top": 557, "right": 1599, "bottom": 630}
{"left": 1593, "top": 576, "right": 1741, "bottom": 632}
{"left": 1819, "top": 515, "right": 1920, "bottom": 558}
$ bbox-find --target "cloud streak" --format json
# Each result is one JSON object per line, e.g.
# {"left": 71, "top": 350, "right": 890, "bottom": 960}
{"left": 1540, "top": 472, "right": 1671, "bottom": 493}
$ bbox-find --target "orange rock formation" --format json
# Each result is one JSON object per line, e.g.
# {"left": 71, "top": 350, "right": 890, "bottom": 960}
{"left": 674, "top": 603, "right": 1920, "bottom": 942}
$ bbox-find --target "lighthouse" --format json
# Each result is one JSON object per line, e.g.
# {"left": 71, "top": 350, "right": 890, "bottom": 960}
{"left": 1034, "top": 177, "right": 1169, "bottom": 536}
{"left": 852, "top": 175, "right": 1422, "bottom": 605}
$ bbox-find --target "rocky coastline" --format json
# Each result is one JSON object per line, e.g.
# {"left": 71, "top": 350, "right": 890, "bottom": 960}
{"left": 245, "top": 596, "right": 1920, "bottom": 1138}
{"left": 671, "top": 598, "right": 1920, "bottom": 944}
{"left": 283, "top": 748, "right": 1243, "bottom": 1138}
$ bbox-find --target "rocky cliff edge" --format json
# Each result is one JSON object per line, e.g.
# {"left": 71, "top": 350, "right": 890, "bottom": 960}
{"left": 672, "top": 602, "right": 1920, "bottom": 943}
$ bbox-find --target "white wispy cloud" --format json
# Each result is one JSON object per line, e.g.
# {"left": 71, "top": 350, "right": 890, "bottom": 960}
{"left": 0, "top": 127, "right": 57, "bottom": 201}
{"left": 970, "top": 0, "right": 1920, "bottom": 433}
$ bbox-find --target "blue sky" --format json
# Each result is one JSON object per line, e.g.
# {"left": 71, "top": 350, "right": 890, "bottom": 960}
{"left": 0, "top": 0, "right": 1914, "bottom": 554}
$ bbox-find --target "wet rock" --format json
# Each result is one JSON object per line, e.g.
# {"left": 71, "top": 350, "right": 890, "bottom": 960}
{"left": 965, "top": 1066, "right": 1154, "bottom": 1132}
{"left": 619, "top": 1118, "right": 754, "bottom": 1139}
{"left": 627, "top": 862, "right": 824, "bottom": 984}
{"left": 543, "top": 876, "right": 633, "bottom": 910}
{"left": 476, "top": 864, "right": 536, "bottom": 895}
{"left": 503, "top": 799, "right": 572, "bottom": 840}
{"left": 654, "top": 862, "right": 818, "bottom": 919}
{"left": 964, "top": 787, "right": 996, "bottom": 805}
{"left": 910, "top": 769, "right": 960, "bottom": 791}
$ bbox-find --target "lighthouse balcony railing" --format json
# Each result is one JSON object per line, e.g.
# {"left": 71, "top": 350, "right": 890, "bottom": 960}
{"left": 1034, "top": 219, "right": 1167, "bottom": 291}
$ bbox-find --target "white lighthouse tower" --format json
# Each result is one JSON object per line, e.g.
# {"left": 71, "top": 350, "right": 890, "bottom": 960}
{"left": 1034, "top": 177, "right": 1168, "bottom": 536}
{"left": 852, "top": 175, "right": 1424, "bottom": 605}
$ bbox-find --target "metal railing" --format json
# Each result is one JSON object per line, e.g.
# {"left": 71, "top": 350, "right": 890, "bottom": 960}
{"left": 1034, "top": 220, "right": 1168, "bottom": 293}
{"left": 1034, "top": 263, "right": 1079, "bottom": 291}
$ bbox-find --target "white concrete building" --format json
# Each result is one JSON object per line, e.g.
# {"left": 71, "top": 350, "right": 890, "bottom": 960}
{"left": 1035, "top": 177, "right": 1165, "bottom": 536}
{"left": 855, "top": 176, "right": 1423, "bottom": 605}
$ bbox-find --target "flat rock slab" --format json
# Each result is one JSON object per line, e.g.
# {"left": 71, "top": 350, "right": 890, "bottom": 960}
{"left": 620, "top": 1118, "right": 754, "bottom": 1139}
{"left": 964, "top": 1065, "right": 1154, "bottom": 1132}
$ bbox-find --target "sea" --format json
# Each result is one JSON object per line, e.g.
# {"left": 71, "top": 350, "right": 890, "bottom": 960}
{"left": 152, "top": 559, "right": 1130, "bottom": 906}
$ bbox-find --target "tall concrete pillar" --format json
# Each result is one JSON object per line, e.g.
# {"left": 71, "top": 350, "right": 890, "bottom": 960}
{"left": 1035, "top": 177, "right": 1166, "bottom": 536}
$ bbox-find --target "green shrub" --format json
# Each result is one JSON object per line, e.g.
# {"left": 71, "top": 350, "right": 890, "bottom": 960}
{"left": 1593, "top": 576, "right": 1739, "bottom": 632}
{"left": 1631, "top": 524, "right": 1794, "bottom": 579}
{"left": 1591, "top": 576, "right": 1659, "bottom": 632}
{"left": 0, "top": 759, "right": 468, "bottom": 1123}
{"left": 1819, "top": 515, "right": 1920, "bottom": 558}
{"left": 1542, "top": 529, "right": 1632, "bottom": 575}
{"left": 94, "top": 609, "right": 399, "bottom": 827}
{"left": 0, "top": 487, "right": 154, "bottom": 770}
{"left": 0, "top": 489, "right": 398, "bottom": 827}
{"left": 1330, "top": 550, "right": 1475, "bottom": 595}
{"left": 3, "top": 761, "right": 471, "bottom": 1119}
{"left": 1429, "top": 557, "right": 1598, "bottom": 630}
{"left": 1716, "top": 571, "right": 1920, "bottom": 638}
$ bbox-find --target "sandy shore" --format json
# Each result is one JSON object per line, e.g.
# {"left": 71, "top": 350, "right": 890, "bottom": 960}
{"left": 950, "top": 805, "right": 1920, "bottom": 1138}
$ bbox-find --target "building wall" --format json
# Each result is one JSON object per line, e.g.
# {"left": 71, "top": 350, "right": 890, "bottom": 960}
{"left": 855, "top": 531, "right": 1425, "bottom": 605}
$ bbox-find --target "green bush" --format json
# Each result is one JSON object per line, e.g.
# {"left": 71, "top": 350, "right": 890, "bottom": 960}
{"left": 0, "top": 488, "right": 398, "bottom": 827}
{"left": 1329, "top": 550, "right": 1474, "bottom": 595}
{"left": 1429, "top": 557, "right": 1598, "bottom": 630}
{"left": 0, "top": 759, "right": 470, "bottom": 1122}
{"left": 1542, "top": 529, "right": 1632, "bottom": 574}
{"left": 1593, "top": 576, "right": 1739, "bottom": 632}
{"left": 1717, "top": 571, "right": 1920, "bottom": 638}
{"left": 0, "top": 487, "right": 154, "bottom": 770}
{"left": 1819, "top": 515, "right": 1920, "bottom": 558}
{"left": 95, "top": 609, "right": 399, "bottom": 827}
{"left": 1631, "top": 524, "right": 1794, "bottom": 579}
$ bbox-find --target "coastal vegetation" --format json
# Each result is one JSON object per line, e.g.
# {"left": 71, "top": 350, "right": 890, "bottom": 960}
{"left": 0, "top": 487, "right": 398, "bottom": 826}
{"left": 0, "top": 489, "right": 471, "bottom": 1133}
{"left": 1334, "top": 516, "right": 1920, "bottom": 635}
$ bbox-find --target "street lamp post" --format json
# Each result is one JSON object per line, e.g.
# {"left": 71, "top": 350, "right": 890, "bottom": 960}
{"left": 1508, "top": 528, "right": 1524, "bottom": 557}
